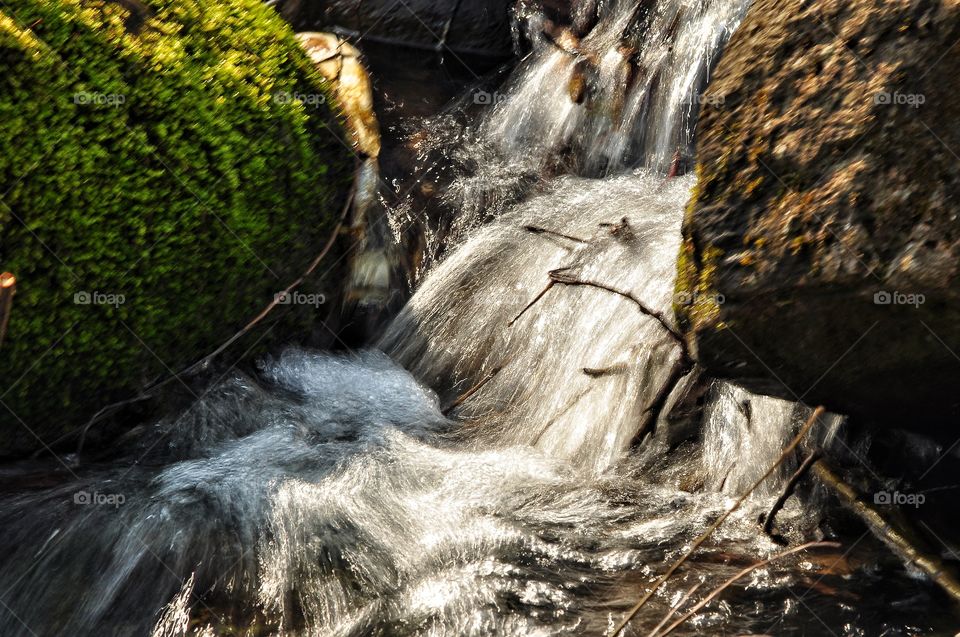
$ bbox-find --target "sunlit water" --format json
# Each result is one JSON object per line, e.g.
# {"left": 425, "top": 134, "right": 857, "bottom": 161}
{"left": 0, "top": 0, "right": 953, "bottom": 635}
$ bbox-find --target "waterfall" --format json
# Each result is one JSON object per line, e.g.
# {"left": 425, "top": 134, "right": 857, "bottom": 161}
{"left": 430, "top": 0, "right": 751, "bottom": 248}
{"left": 381, "top": 172, "right": 693, "bottom": 474}
{"left": 1, "top": 1, "right": 936, "bottom": 636}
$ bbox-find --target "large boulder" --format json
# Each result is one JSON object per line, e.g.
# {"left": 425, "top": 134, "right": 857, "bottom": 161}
{"left": 676, "top": 0, "right": 960, "bottom": 431}
{"left": 0, "top": 0, "right": 352, "bottom": 455}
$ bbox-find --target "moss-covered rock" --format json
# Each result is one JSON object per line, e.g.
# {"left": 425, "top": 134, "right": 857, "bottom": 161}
{"left": 0, "top": 0, "right": 352, "bottom": 455}
{"left": 678, "top": 0, "right": 960, "bottom": 433}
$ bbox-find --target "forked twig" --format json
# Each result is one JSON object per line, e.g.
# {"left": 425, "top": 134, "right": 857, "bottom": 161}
{"left": 547, "top": 269, "right": 687, "bottom": 355}
{"left": 611, "top": 406, "right": 826, "bottom": 636}
{"left": 763, "top": 450, "right": 821, "bottom": 540}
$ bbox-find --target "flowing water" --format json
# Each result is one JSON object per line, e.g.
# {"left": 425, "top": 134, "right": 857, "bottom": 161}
{"left": 0, "top": 0, "right": 954, "bottom": 635}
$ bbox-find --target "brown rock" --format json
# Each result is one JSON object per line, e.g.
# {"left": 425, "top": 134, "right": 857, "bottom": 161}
{"left": 677, "top": 0, "right": 960, "bottom": 433}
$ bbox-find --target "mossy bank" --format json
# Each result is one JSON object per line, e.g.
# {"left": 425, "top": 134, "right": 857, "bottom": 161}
{"left": 0, "top": 0, "right": 352, "bottom": 455}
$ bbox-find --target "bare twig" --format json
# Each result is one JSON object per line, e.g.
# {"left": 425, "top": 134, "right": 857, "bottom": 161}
{"left": 523, "top": 225, "right": 588, "bottom": 244}
{"left": 508, "top": 281, "right": 555, "bottom": 327}
{"left": 0, "top": 272, "right": 16, "bottom": 350}
{"left": 636, "top": 355, "right": 694, "bottom": 441}
{"left": 653, "top": 541, "right": 840, "bottom": 637}
{"left": 547, "top": 269, "right": 687, "bottom": 355}
{"left": 813, "top": 460, "right": 960, "bottom": 603}
{"left": 442, "top": 356, "right": 511, "bottom": 415}
{"left": 763, "top": 450, "right": 821, "bottom": 540}
{"left": 583, "top": 363, "right": 629, "bottom": 377}
{"left": 643, "top": 582, "right": 702, "bottom": 637}
{"left": 70, "top": 185, "right": 355, "bottom": 455}
{"left": 611, "top": 406, "right": 826, "bottom": 636}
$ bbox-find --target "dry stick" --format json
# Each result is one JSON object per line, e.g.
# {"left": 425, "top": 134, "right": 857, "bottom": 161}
{"left": 643, "top": 582, "right": 702, "bottom": 637}
{"left": 0, "top": 272, "right": 16, "bottom": 350}
{"left": 547, "top": 269, "right": 687, "bottom": 354}
{"left": 523, "top": 225, "right": 589, "bottom": 244}
{"left": 812, "top": 460, "right": 960, "bottom": 603}
{"left": 653, "top": 540, "right": 840, "bottom": 637}
{"left": 763, "top": 450, "right": 821, "bottom": 539}
{"left": 73, "top": 187, "right": 355, "bottom": 455}
{"left": 611, "top": 406, "right": 826, "bottom": 637}
{"left": 508, "top": 281, "right": 555, "bottom": 327}
{"left": 442, "top": 356, "right": 512, "bottom": 415}
{"left": 583, "top": 362, "right": 629, "bottom": 377}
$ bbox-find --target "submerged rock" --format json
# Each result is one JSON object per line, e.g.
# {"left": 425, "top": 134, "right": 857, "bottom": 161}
{"left": 677, "top": 0, "right": 960, "bottom": 432}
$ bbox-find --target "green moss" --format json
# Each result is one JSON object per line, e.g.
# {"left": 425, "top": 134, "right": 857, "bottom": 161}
{"left": 0, "top": 0, "right": 351, "bottom": 452}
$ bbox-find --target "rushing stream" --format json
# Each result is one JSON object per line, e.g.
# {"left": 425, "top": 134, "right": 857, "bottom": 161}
{"left": 0, "top": 0, "right": 955, "bottom": 635}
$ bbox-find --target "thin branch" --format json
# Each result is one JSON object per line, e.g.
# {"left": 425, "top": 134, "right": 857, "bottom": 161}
{"left": 70, "top": 184, "right": 355, "bottom": 455}
{"left": 583, "top": 363, "right": 629, "bottom": 377}
{"left": 653, "top": 541, "right": 840, "bottom": 637}
{"left": 0, "top": 272, "right": 16, "bottom": 350}
{"left": 523, "top": 225, "right": 588, "bottom": 244}
{"left": 763, "top": 450, "right": 821, "bottom": 540}
{"left": 547, "top": 269, "right": 688, "bottom": 356}
{"left": 644, "top": 582, "right": 702, "bottom": 637}
{"left": 442, "top": 356, "right": 511, "bottom": 415}
{"left": 611, "top": 406, "right": 826, "bottom": 636}
{"left": 508, "top": 281, "right": 555, "bottom": 326}
{"left": 813, "top": 460, "right": 960, "bottom": 603}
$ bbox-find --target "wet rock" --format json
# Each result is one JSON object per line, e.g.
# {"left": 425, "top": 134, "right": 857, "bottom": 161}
{"left": 296, "top": 32, "right": 381, "bottom": 157}
{"left": 677, "top": 0, "right": 960, "bottom": 432}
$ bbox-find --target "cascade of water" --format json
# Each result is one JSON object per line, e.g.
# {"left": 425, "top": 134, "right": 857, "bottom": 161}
{"left": 381, "top": 173, "right": 693, "bottom": 474}
{"left": 430, "top": 0, "right": 751, "bottom": 248}
{"left": 2, "top": 1, "right": 937, "bottom": 636}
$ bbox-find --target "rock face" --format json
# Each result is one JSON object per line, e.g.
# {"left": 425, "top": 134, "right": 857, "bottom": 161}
{"left": 0, "top": 0, "right": 351, "bottom": 456}
{"left": 677, "top": 0, "right": 960, "bottom": 431}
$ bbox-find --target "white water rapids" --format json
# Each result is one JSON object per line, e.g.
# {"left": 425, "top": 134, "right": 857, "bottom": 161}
{"left": 0, "top": 0, "right": 947, "bottom": 635}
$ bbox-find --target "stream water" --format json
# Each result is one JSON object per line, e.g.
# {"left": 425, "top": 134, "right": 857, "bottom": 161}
{"left": 0, "top": 0, "right": 955, "bottom": 635}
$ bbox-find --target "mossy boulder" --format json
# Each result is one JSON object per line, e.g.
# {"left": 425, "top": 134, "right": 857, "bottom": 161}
{"left": 0, "top": 0, "right": 352, "bottom": 455}
{"left": 677, "top": 0, "right": 960, "bottom": 433}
